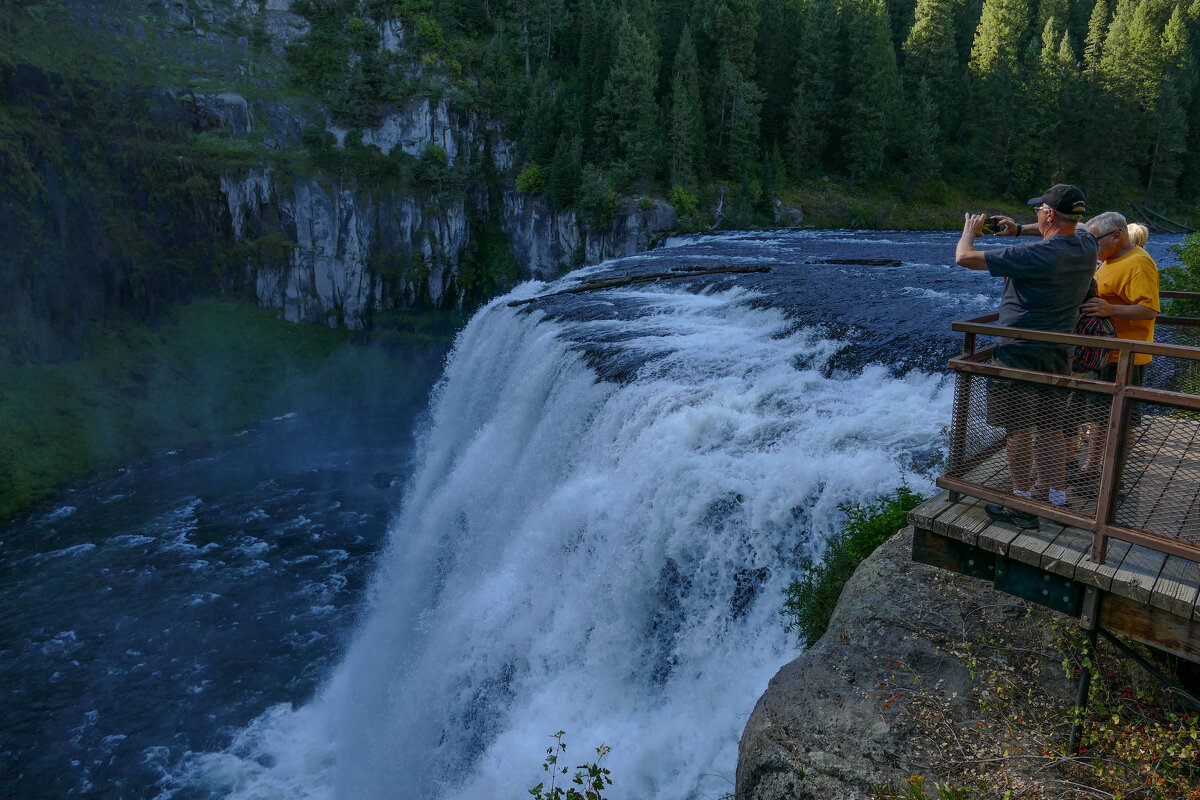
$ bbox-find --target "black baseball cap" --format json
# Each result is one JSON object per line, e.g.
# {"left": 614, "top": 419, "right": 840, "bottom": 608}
{"left": 1027, "top": 184, "right": 1086, "bottom": 215}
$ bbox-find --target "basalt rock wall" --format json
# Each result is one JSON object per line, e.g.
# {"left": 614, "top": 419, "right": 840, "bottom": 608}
{"left": 0, "top": 1, "right": 678, "bottom": 359}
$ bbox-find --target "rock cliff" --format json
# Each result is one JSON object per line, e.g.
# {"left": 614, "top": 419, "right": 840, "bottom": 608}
{"left": 216, "top": 93, "right": 678, "bottom": 324}
{"left": 736, "top": 527, "right": 1076, "bottom": 799}
{"left": 1, "top": 0, "right": 682, "bottom": 359}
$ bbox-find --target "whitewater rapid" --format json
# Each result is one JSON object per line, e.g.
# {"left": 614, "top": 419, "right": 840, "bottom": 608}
{"left": 168, "top": 274, "right": 953, "bottom": 799}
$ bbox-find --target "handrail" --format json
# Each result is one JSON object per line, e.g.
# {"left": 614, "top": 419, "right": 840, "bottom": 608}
{"left": 951, "top": 314, "right": 1200, "bottom": 361}
{"left": 939, "top": 314, "right": 1200, "bottom": 565}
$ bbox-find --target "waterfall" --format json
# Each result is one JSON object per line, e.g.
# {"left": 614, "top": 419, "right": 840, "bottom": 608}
{"left": 171, "top": 277, "right": 952, "bottom": 800}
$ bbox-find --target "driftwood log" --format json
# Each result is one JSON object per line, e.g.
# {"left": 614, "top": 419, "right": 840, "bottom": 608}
{"left": 808, "top": 257, "right": 902, "bottom": 267}
{"left": 1128, "top": 201, "right": 1197, "bottom": 234}
{"left": 506, "top": 264, "right": 772, "bottom": 307}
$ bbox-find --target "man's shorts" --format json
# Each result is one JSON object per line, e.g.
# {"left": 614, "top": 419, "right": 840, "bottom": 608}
{"left": 986, "top": 344, "right": 1071, "bottom": 431}
{"left": 1064, "top": 361, "right": 1148, "bottom": 430}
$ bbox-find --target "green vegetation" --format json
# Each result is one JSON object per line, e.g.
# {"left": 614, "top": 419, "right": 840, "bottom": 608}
{"left": 273, "top": 0, "right": 1200, "bottom": 226}
{"left": 1163, "top": 233, "right": 1200, "bottom": 316}
{"left": 529, "top": 732, "right": 613, "bottom": 800}
{"left": 781, "top": 486, "right": 926, "bottom": 647}
{"left": 0, "top": 301, "right": 445, "bottom": 519}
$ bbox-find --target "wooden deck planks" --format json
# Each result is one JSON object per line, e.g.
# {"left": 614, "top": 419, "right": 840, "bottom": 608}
{"left": 975, "top": 515, "right": 1025, "bottom": 556}
{"left": 1152, "top": 556, "right": 1200, "bottom": 619}
{"left": 955, "top": 504, "right": 1008, "bottom": 550}
{"left": 910, "top": 491, "right": 1200, "bottom": 626}
{"left": 1040, "top": 525, "right": 1092, "bottom": 580}
{"left": 1077, "top": 538, "right": 1132, "bottom": 591}
{"left": 1108, "top": 544, "right": 1168, "bottom": 605}
{"left": 931, "top": 498, "right": 986, "bottom": 544}
{"left": 1008, "top": 522, "right": 1063, "bottom": 569}
{"left": 908, "top": 492, "right": 956, "bottom": 530}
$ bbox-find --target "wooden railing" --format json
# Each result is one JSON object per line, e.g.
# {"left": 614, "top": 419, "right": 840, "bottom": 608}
{"left": 939, "top": 291, "right": 1200, "bottom": 564}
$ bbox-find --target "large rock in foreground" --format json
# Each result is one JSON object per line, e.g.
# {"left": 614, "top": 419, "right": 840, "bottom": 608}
{"left": 736, "top": 526, "right": 1075, "bottom": 799}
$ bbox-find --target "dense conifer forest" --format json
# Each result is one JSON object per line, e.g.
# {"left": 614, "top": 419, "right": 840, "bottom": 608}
{"left": 293, "top": 0, "right": 1200, "bottom": 224}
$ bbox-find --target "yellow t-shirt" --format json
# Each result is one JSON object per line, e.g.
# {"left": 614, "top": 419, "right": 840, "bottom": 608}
{"left": 1094, "top": 246, "right": 1160, "bottom": 365}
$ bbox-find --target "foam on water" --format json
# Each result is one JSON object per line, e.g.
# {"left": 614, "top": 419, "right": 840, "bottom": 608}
{"left": 167, "top": 274, "right": 952, "bottom": 800}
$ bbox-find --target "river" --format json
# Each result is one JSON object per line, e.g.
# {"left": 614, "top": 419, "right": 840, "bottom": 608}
{"left": 1, "top": 229, "right": 1185, "bottom": 799}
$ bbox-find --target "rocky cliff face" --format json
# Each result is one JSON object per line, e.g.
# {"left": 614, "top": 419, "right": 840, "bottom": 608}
{"left": 736, "top": 527, "right": 1075, "bottom": 799}
{"left": 3, "top": 0, "right": 681, "bottom": 353}
{"left": 215, "top": 90, "right": 677, "bottom": 326}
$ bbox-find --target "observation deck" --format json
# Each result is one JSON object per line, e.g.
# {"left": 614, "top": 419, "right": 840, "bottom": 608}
{"left": 910, "top": 292, "right": 1200, "bottom": 663}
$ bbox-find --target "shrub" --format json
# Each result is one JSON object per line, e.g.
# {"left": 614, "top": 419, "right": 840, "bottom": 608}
{"left": 1162, "top": 233, "right": 1200, "bottom": 317}
{"left": 529, "top": 731, "right": 612, "bottom": 800}
{"left": 414, "top": 15, "right": 445, "bottom": 55}
{"left": 781, "top": 486, "right": 925, "bottom": 647}
{"left": 668, "top": 185, "right": 699, "bottom": 217}
{"left": 576, "top": 164, "right": 617, "bottom": 228}
{"left": 516, "top": 162, "right": 547, "bottom": 194}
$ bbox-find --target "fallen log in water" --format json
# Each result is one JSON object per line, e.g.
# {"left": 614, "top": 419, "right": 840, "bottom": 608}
{"left": 507, "top": 264, "right": 772, "bottom": 307}
{"left": 808, "top": 258, "right": 902, "bottom": 267}
{"left": 1128, "top": 202, "right": 1197, "bottom": 234}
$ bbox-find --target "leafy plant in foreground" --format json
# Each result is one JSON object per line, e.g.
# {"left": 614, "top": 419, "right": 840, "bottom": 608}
{"left": 529, "top": 731, "right": 612, "bottom": 800}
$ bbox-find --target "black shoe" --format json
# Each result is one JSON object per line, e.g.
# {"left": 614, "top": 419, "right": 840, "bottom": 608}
{"left": 985, "top": 503, "right": 1039, "bottom": 529}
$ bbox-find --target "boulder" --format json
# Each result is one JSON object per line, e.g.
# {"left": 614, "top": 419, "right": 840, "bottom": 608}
{"left": 736, "top": 526, "right": 1074, "bottom": 800}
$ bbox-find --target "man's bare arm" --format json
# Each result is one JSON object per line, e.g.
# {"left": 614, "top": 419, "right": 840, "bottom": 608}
{"left": 955, "top": 213, "right": 990, "bottom": 270}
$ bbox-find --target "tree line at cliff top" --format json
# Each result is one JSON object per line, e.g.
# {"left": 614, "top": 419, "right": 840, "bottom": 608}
{"left": 290, "top": 0, "right": 1200, "bottom": 221}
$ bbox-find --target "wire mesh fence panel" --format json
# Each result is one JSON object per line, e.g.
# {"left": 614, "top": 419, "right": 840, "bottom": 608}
{"left": 1114, "top": 399, "right": 1200, "bottom": 548}
{"left": 947, "top": 372, "right": 1005, "bottom": 476}
{"left": 946, "top": 370, "right": 1108, "bottom": 519}
{"left": 1148, "top": 324, "right": 1200, "bottom": 394}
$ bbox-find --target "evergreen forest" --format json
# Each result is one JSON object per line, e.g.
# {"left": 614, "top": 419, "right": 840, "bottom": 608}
{"left": 291, "top": 0, "right": 1200, "bottom": 224}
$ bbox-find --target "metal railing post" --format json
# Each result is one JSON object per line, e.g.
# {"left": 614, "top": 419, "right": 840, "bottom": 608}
{"left": 947, "top": 331, "right": 977, "bottom": 504}
{"left": 1090, "top": 347, "right": 1135, "bottom": 564}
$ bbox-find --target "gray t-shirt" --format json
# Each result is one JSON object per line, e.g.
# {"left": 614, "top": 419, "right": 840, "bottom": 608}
{"left": 985, "top": 231, "right": 1098, "bottom": 341}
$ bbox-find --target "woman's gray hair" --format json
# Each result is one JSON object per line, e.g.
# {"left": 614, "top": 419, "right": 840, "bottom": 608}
{"left": 1087, "top": 211, "right": 1127, "bottom": 237}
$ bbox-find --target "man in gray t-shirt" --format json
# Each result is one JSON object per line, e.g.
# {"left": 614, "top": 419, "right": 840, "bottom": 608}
{"left": 955, "top": 184, "right": 1098, "bottom": 529}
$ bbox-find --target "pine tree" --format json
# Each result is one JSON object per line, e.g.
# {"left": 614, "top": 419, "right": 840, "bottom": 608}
{"left": 668, "top": 25, "right": 704, "bottom": 186}
{"left": 754, "top": 0, "right": 805, "bottom": 145}
{"left": 970, "top": 0, "right": 1030, "bottom": 78}
{"left": 969, "top": 0, "right": 1031, "bottom": 192}
{"left": 1179, "top": 0, "right": 1200, "bottom": 197}
{"left": 522, "top": 67, "right": 558, "bottom": 165}
{"left": 1125, "top": 0, "right": 1167, "bottom": 110}
{"left": 1146, "top": 3, "right": 1191, "bottom": 201}
{"left": 547, "top": 134, "right": 582, "bottom": 207}
{"left": 1098, "top": 0, "right": 1136, "bottom": 96}
{"left": 713, "top": 58, "right": 764, "bottom": 176}
{"left": 1037, "top": 0, "right": 1070, "bottom": 33}
{"left": 697, "top": 0, "right": 760, "bottom": 76}
{"left": 785, "top": 81, "right": 818, "bottom": 178}
{"left": 786, "top": 0, "right": 840, "bottom": 173}
{"left": 1010, "top": 17, "right": 1063, "bottom": 187}
{"left": 906, "top": 77, "right": 942, "bottom": 179}
{"left": 1084, "top": 0, "right": 1108, "bottom": 78}
{"left": 903, "top": 0, "right": 960, "bottom": 129}
{"left": 578, "top": 0, "right": 615, "bottom": 153}
{"left": 840, "top": 0, "right": 901, "bottom": 181}
{"left": 594, "top": 12, "right": 660, "bottom": 184}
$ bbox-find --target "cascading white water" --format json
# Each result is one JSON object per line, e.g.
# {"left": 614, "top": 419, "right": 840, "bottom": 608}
{"left": 173, "top": 277, "right": 952, "bottom": 800}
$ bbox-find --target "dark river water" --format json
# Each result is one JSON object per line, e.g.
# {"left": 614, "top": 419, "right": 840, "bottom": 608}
{"left": 1, "top": 229, "right": 1185, "bottom": 799}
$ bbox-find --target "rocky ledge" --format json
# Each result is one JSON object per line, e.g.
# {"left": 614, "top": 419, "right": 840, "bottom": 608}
{"left": 736, "top": 526, "right": 1082, "bottom": 799}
